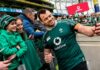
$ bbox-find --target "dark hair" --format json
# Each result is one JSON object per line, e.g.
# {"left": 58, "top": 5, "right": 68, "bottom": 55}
{"left": 37, "top": 9, "right": 47, "bottom": 21}
{"left": 23, "top": 8, "right": 36, "bottom": 15}
{"left": 16, "top": 17, "right": 23, "bottom": 22}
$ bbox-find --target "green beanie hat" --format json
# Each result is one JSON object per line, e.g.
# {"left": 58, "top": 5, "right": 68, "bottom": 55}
{"left": 0, "top": 15, "right": 15, "bottom": 29}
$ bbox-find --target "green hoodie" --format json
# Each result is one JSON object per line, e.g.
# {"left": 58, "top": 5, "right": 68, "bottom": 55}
{"left": 0, "top": 30, "right": 27, "bottom": 70}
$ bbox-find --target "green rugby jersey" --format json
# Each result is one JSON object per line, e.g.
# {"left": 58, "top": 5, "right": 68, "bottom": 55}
{"left": 43, "top": 19, "right": 85, "bottom": 70}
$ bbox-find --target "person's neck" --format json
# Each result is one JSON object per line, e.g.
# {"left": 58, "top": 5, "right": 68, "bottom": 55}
{"left": 46, "top": 26, "right": 53, "bottom": 31}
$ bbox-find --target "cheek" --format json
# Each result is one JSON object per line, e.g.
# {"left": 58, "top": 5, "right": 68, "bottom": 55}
{"left": 22, "top": 26, "right": 23, "bottom": 29}
{"left": 31, "top": 16, "right": 35, "bottom": 19}
{"left": 19, "top": 26, "right": 22, "bottom": 30}
{"left": 17, "top": 27, "right": 20, "bottom": 30}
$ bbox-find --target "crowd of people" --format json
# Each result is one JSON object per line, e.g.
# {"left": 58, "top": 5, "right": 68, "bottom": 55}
{"left": 0, "top": 8, "right": 100, "bottom": 70}
{"left": 54, "top": 12, "right": 100, "bottom": 26}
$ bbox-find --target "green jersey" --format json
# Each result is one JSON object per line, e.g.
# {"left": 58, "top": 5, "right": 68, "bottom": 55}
{"left": 43, "top": 19, "right": 85, "bottom": 70}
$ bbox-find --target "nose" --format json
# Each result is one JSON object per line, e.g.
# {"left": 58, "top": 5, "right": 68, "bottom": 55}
{"left": 48, "top": 17, "right": 52, "bottom": 21}
{"left": 14, "top": 24, "right": 17, "bottom": 27}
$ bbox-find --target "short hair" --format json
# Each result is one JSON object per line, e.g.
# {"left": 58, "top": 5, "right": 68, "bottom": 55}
{"left": 37, "top": 9, "right": 48, "bottom": 21}
{"left": 23, "top": 8, "right": 36, "bottom": 15}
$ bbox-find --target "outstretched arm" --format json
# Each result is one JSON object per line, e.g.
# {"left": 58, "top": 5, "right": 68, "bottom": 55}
{"left": 74, "top": 23, "right": 95, "bottom": 37}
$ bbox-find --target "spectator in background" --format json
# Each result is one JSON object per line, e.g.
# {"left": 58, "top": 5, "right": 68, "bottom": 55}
{"left": 0, "top": 12, "right": 6, "bottom": 18}
{"left": 19, "top": 8, "right": 44, "bottom": 39}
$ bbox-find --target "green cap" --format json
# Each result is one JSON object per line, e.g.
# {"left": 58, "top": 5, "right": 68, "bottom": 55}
{"left": 0, "top": 15, "right": 15, "bottom": 29}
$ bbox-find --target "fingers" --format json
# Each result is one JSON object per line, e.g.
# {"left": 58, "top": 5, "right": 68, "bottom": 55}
{"left": 95, "top": 26, "right": 100, "bottom": 30}
{"left": 96, "top": 23, "right": 100, "bottom": 26}
{"left": 95, "top": 23, "right": 100, "bottom": 35}
{"left": 95, "top": 33, "right": 100, "bottom": 36}
{"left": 4, "top": 63, "right": 11, "bottom": 67}
{"left": 3, "top": 60, "right": 10, "bottom": 64}
{"left": 3, "top": 60, "right": 11, "bottom": 67}
{"left": 0, "top": 61, "right": 10, "bottom": 70}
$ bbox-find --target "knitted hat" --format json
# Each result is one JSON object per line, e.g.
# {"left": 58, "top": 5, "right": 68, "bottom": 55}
{"left": 0, "top": 15, "right": 15, "bottom": 29}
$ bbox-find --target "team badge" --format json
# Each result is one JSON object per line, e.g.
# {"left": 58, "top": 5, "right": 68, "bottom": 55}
{"left": 53, "top": 37, "right": 61, "bottom": 46}
{"left": 59, "top": 28, "right": 63, "bottom": 33}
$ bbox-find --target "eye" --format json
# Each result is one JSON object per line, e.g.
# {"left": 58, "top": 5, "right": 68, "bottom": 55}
{"left": 11, "top": 22, "right": 16, "bottom": 25}
{"left": 44, "top": 17, "right": 48, "bottom": 21}
{"left": 17, "top": 24, "right": 20, "bottom": 27}
{"left": 49, "top": 15, "right": 51, "bottom": 18}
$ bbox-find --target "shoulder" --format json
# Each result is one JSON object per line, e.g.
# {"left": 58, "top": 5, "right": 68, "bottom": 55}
{"left": 0, "top": 30, "right": 8, "bottom": 40}
{"left": 0, "top": 30, "right": 7, "bottom": 36}
{"left": 23, "top": 19, "right": 30, "bottom": 23}
{"left": 57, "top": 19, "right": 75, "bottom": 24}
{"left": 19, "top": 15, "right": 30, "bottom": 23}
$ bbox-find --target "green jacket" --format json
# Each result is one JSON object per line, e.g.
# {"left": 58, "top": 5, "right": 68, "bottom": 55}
{"left": 0, "top": 30, "right": 27, "bottom": 70}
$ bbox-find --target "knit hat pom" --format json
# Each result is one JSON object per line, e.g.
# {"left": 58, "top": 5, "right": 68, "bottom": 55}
{"left": 0, "top": 15, "right": 15, "bottom": 29}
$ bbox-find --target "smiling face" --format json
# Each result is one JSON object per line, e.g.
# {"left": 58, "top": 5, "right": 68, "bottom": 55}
{"left": 16, "top": 18, "right": 24, "bottom": 33}
{"left": 40, "top": 10, "right": 55, "bottom": 27}
{"left": 6, "top": 20, "right": 17, "bottom": 32}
